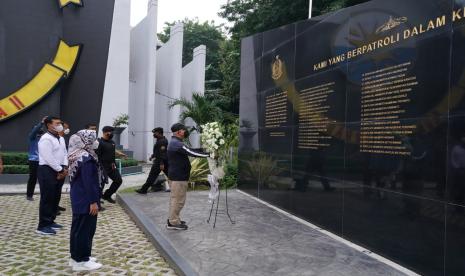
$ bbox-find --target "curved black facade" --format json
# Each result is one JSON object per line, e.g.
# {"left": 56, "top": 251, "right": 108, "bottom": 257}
{"left": 0, "top": 0, "right": 115, "bottom": 150}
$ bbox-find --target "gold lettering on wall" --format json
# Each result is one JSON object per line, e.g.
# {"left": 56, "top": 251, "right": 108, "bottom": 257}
{"left": 265, "top": 91, "right": 288, "bottom": 130}
{"left": 297, "top": 82, "right": 336, "bottom": 150}
{"left": 359, "top": 62, "right": 417, "bottom": 156}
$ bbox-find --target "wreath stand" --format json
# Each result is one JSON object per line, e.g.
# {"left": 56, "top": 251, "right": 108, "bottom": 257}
{"left": 207, "top": 181, "right": 235, "bottom": 228}
{"left": 206, "top": 158, "right": 235, "bottom": 228}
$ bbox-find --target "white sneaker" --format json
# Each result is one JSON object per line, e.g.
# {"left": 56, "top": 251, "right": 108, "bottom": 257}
{"left": 69, "top": 257, "right": 97, "bottom": 266}
{"left": 72, "top": 260, "right": 102, "bottom": 271}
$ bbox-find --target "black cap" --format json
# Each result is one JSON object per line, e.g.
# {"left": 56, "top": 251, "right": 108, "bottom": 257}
{"left": 152, "top": 127, "right": 163, "bottom": 134}
{"left": 171, "top": 123, "right": 187, "bottom": 133}
{"left": 102, "top": 126, "right": 115, "bottom": 132}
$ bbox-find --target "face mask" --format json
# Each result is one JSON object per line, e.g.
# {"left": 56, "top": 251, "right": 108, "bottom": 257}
{"left": 64, "top": 129, "right": 70, "bottom": 135}
{"left": 92, "top": 140, "right": 100, "bottom": 149}
{"left": 54, "top": 124, "right": 64, "bottom": 132}
{"left": 108, "top": 133, "right": 114, "bottom": 140}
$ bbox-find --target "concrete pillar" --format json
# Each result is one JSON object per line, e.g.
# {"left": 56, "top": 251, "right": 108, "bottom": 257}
{"left": 182, "top": 45, "right": 207, "bottom": 147}
{"left": 155, "top": 22, "right": 184, "bottom": 135}
{"left": 99, "top": 0, "right": 130, "bottom": 148}
{"left": 128, "top": 0, "right": 158, "bottom": 161}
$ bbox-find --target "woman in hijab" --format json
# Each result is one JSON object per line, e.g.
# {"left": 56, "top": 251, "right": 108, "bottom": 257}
{"left": 67, "top": 130, "right": 103, "bottom": 271}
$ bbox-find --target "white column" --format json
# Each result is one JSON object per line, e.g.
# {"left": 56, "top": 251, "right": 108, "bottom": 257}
{"left": 167, "top": 23, "right": 184, "bottom": 128}
{"left": 155, "top": 23, "right": 184, "bottom": 134}
{"left": 309, "top": 0, "right": 313, "bottom": 18}
{"left": 99, "top": 0, "right": 130, "bottom": 147}
{"left": 128, "top": 0, "right": 158, "bottom": 161}
{"left": 182, "top": 45, "right": 206, "bottom": 147}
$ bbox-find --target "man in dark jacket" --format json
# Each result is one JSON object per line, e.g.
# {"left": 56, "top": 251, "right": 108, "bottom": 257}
{"left": 96, "top": 126, "right": 122, "bottom": 204}
{"left": 166, "top": 123, "right": 209, "bottom": 230}
{"left": 26, "top": 117, "right": 46, "bottom": 201}
{"left": 136, "top": 127, "right": 169, "bottom": 194}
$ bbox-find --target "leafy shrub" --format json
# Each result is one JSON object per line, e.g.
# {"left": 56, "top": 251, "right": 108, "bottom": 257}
{"left": 221, "top": 160, "right": 238, "bottom": 189}
{"left": 3, "top": 165, "right": 29, "bottom": 174}
{"left": 120, "top": 159, "right": 138, "bottom": 167}
{"left": 189, "top": 158, "right": 209, "bottom": 184}
{"left": 2, "top": 152, "right": 29, "bottom": 165}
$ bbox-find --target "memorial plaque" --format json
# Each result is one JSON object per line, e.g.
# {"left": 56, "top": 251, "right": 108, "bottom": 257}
{"left": 239, "top": 0, "right": 465, "bottom": 274}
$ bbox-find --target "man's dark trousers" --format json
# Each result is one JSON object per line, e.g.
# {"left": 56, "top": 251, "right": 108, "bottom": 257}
{"left": 102, "top": 167, "right": 122, "bottom": 198}
{"left": 37, "top": 165, "right": 59, "bottom": 229}
{"left": 55, "top": 178, "right": 65, "bottom": 212}
{"left": 26, "top": 160, "right": 39, "bottom": 198}
{"left": 70, "top": 213, "right": 97, "bottom": 262}
{"left": 139, "top": 159, "right": 168, "bottom": 192}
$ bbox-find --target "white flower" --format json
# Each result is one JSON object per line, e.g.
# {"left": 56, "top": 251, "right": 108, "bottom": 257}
{"left": 219, "top": 139, "right": 225, "bottom": 145}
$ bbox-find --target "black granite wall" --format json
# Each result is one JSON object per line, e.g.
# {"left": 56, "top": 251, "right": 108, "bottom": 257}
{"left": 239, "top": 0, "right": 465, "bottom": 274}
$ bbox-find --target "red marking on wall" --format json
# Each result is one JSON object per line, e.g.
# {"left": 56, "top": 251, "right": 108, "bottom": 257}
{"left": 0, "top": 107, "right": 8, "bottom": 118}
{"left": 9, "top": 96, "right": 25, "bottom": 110}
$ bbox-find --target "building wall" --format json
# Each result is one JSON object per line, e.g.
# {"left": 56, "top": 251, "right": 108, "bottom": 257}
{"left": 155, "top": 23, "right": 183, "bottom": 137}
{"left": 99, "top": 0, "right": 130, "bottom": 147}
{"left": 128, "top": 1, "right": 157, "bottom": 161}
{"left": 182, "top": 45, "right": 206, "bottom": 147}
{"left": 0, "top": 0, "right": 115, "bottom": 150}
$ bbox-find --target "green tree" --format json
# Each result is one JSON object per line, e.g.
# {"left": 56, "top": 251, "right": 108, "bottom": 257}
{"left": 168, "top": 93, "right": 223, "bottom": 131}
{"left": 218, "top": 0, "right": 309, "bottom": 114}
{"left": 158, "top": 18, "right": 225, "bottom": 90}
{"left": 218, "top": 0, "right": 370, "bottom": 115}
{"left": 312, "top": 0, "right": 369, "bottom": 17}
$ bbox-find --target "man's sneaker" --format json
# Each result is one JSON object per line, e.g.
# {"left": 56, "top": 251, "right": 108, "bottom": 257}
{"left": 166, "top": 220, "right": 188, "bottom": 230}
{"left": 26, "top": 196, "right": 34, "bottom": 201}
{"left": 135, "top": 189, "right": 147, "bottom": 195}
{"left": 58, "top": 206, "right": 66, "bottom": 211}
{"left": 102, "top": 195, "right": 116, "bottom": 204}
{"left": 167, "top": 219, "right": 186, "bottom": 225}
{"left": 50, "top": 223, "right": 63, "bottom": 230}
{"left": 36, "top": 227, "right": 56, "bottom": 235}
{"left": 72, "top": 260, "right": 102, "bottom": 271}
{"left": 69, "top": 257, "right": 97, "bottom": 266}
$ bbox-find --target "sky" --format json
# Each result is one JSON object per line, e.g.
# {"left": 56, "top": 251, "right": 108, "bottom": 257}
{"left": 130, "top": 0, "right": 229, "bottom": 32}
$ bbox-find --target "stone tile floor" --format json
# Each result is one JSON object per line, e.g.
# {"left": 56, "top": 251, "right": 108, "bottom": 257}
{"left": 121, "top": 190, "right": 409, "bottom": 276}
{"left": 0, "top": 194, "right": 176, "bottom": 276}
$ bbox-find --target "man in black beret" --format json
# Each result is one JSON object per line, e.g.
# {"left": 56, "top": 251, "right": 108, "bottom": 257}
{"left": 166, "top": 123, "right": 209, "bottom": 230}
{"left": 136, "top": 127, "right": 169, "bottom": 194}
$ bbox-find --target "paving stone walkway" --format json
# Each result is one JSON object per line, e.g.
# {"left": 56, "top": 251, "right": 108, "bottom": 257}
{"left": 0, "top": 194, "right": 176, "bottom": 276}
{"left": 120, "top": 190, "right": 410, "bottom": 276}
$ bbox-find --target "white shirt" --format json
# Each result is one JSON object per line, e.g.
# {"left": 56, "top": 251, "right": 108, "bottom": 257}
{"left": 38, "top": 132, "right": 68, "bottom": 172}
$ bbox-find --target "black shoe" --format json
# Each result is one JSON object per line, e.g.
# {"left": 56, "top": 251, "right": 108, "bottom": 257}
{"left": 26, "top": 196, "right": 34, "bottom": 201}
{"left": 58, "top": 206, "right": 66, "bottom": 211}
{"left": 167, "top": 219, "right": 187, "bottom": 226}
{"left": 102, "top": 195, "right": 116, "bottom": 204}
{"left": 150, "top": 186, "right": 164, "bottom": 192}
{"left": 135, "top": 189, "right": 147, "bottom": 195}
{"left": 166, "top": 220, "right": 188, "bottom": 230}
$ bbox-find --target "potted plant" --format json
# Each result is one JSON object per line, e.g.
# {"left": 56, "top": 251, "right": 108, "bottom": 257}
{"left": 239, "top": 120, "right": 257, "bottom": 151}
{"left": 112, "top": 113, "right": 129, "bottom": 147}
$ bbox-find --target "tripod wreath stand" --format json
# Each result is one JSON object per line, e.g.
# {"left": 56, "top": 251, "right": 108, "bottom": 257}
{"left": 207, "top": 180, "right": 235, "bottom": 228}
